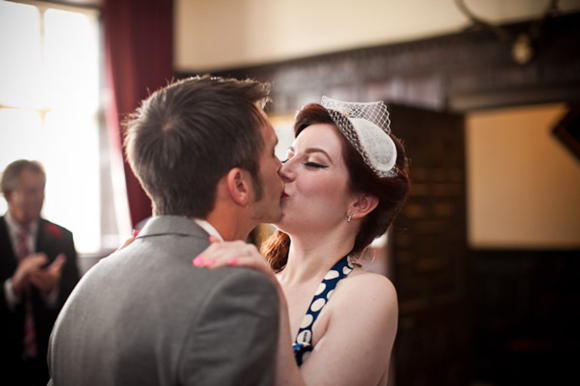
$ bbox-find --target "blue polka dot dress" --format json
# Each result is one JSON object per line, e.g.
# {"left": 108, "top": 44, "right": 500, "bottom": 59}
{"left": 292, "top": 254, "right": 354, "bottom": 366}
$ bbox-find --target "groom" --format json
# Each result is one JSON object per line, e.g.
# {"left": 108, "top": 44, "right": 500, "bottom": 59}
{"left": 48, "top": 76, "right": 284, "bottom": 385}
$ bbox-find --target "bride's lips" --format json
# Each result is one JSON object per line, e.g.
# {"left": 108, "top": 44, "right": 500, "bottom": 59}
{"left": 281, "top": 192, "right": 289, "bottom": 198}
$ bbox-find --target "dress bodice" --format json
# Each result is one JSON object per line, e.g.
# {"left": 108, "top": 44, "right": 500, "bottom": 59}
{"left": 292, "top": 254, "right": 354, "bottom": 366}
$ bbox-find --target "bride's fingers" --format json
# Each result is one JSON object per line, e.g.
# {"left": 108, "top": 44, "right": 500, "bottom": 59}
{"left": 193, "top": 250, "right": 266, "bottom": 269}
{"left": 192, "top": 246, "right": 244, "bottom": 267}
{"left": 192, "top": 240, "right": 267, "bottom": 271}
{"left": 200, "top": 242, "right": 259, "bottom": 261}
{"left": 193, "top": 254, "right": 244, "bottom": 268}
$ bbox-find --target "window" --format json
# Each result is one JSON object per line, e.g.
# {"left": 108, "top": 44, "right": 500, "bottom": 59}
{"left": 0, "top": 0, "right": 130, "bottom": 255}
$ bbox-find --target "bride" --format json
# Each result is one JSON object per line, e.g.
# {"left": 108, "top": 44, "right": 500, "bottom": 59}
{"left": 195, "top": 96, "right": 410, "bottom": 385}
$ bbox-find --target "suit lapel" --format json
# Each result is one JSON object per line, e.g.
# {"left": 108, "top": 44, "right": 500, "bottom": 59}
{"left": 35, "top": 218, "right": 58, "bottom": 262}
{"left": 0, "top": 216, "right": 18, "bottom": 278}
{"left": 35, "top": 218, "right": 46, "bottom": 253}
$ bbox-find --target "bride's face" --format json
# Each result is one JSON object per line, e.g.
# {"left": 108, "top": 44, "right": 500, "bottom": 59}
{"left": 276, "top": 123, "right": 354, "bottom": 234}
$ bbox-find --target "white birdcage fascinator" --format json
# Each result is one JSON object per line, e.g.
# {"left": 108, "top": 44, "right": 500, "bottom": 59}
{"left": 320, "top": 96, "right": 398, "bottom": 178}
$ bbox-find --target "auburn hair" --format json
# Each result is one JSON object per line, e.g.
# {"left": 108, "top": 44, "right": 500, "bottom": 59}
{"left": 261, "top": 103, "right": 410, "bottom": 271}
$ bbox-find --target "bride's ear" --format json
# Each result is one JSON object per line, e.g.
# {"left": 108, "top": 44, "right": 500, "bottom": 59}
{"left": 349, "top": 194, "right": 379, "bottom": 220}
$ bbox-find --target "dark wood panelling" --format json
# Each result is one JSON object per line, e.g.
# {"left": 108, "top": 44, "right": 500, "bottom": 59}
{"left": 389, "top": 104, "right": 470, "bottom": 386}
{"left": 178, "top": 13, "right": 580, "bottom": 115}
{"left": 470, "top": 250, "right": 580, "bottom": 385}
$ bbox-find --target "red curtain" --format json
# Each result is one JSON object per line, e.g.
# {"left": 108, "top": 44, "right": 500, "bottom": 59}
{"left": 103, "top": 0, "right": 173, "bottom": 228}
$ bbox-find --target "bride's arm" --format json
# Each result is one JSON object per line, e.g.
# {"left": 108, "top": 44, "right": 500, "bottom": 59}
{"left": 195, "top": 239, "right": 305, "bottom": 386}
{"left": 196, "top": 240, "right": 398, "bottom": 386}
{"left": 299, "top": 273, "right": 398, "bottom": 385}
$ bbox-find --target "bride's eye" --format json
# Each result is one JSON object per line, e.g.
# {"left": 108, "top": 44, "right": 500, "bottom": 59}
{"left": 302, "top": 162, "right": 328, "bottom": 169}
{"left": 283, "top": 148, "right": 294, "bottom": 164}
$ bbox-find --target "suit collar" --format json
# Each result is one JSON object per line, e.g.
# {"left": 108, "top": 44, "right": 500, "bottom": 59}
{"left": 2, "top": 213, "right": 44, "bottom": 254}
{"left": 137, "top": 216, "right": 209, "bottom": 241}
{"left": 4, "top": 211, "right": 39, "bottom": 238}
{"left": 192, "top": 218, "right": 224, "bottom": 242}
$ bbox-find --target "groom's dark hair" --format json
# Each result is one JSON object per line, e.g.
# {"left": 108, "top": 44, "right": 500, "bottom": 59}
{"left": 124, "top": 75, "right": 271, "bottom": 218}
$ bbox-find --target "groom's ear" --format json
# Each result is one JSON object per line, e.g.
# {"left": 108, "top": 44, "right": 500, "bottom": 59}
{"left": 225, "top": 168, "right": 250, "bottom": 206}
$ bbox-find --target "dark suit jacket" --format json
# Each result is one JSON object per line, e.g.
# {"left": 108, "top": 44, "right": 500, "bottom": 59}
{"left": 48, "top": 215, "right": 279, "bottom": 386}
{"left": 0, "top": 216, "right": 79, "bottom": 381}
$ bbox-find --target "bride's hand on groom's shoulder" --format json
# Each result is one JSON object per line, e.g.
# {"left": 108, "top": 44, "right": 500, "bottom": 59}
{"left": 193, "top": 236, "right": 275, "bottom": 279}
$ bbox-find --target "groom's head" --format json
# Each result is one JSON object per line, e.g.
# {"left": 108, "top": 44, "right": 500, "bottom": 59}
{"left": 124, "top": 75, "right": 283, "bottom": 223}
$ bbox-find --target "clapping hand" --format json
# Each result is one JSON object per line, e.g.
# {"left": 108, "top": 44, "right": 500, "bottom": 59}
{"left": 29, "top": 253, "right": 66, "bottom": 293}
{"left": 12, "top": 253, "right": 65, "bottom": 294}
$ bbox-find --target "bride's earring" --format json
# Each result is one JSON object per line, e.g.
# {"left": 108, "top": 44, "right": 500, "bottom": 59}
{"left": 347, "top": 212, "right": 354, "bottom": 222}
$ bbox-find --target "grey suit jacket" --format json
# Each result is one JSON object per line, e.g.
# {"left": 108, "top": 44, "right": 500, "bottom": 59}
{"left": 48, "top": 216, "right": 279, "bottom": 386}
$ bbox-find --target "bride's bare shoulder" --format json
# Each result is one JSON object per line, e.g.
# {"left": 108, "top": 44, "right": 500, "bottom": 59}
{"left": 336, "top": 268, "right": 397, "bottom": 307}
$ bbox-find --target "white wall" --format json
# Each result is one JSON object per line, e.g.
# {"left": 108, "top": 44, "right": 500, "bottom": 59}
{"left": 175, "top": 0, "right": 580, "bottom": 72}
{"left": 466, "top": 104, "right": 580, "bottom": 249}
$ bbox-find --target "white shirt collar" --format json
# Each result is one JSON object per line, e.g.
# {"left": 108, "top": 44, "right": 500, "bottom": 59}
{"left": 4, "top": 211, "right": 39, "bottom": 255}
{"left": 192, "top": 218, "right": 224, "bottom": 242}
{"left": 4, "top": 211, "right": 39, "bottom": 237}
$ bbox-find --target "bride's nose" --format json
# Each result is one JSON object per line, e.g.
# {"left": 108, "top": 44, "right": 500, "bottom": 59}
{"left": 279, "top": 160, "right": 295, "bottom": 181}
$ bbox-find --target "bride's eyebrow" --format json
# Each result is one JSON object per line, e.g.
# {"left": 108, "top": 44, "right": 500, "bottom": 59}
{"left": 287, "top": 146, "right": 333, "bottom": 164}
{"left": 304, "top": 148, "right": 333, "bottom": 164}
